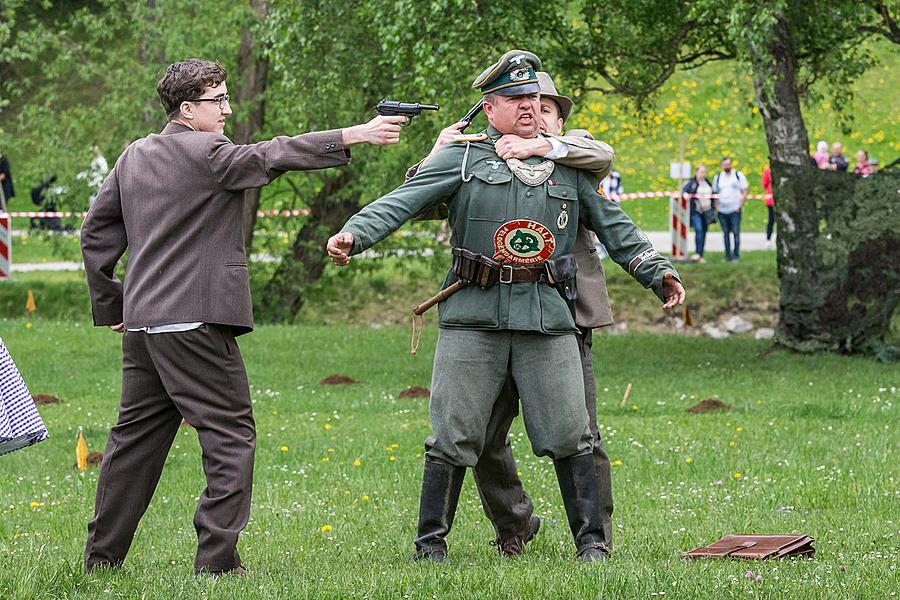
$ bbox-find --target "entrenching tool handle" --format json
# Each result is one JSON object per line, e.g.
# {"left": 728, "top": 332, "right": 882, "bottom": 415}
{"left": 412, "top": 281, "right": 468, "bottom": 316}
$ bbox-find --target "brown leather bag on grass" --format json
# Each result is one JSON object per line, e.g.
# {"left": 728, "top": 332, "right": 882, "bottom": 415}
{"left": 683, "top": 534, "right": 815, "bottom": 559}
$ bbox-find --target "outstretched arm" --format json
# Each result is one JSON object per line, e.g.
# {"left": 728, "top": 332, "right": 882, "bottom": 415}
{"left": 577, "top": 170, "right": 684, "bottom": 306}
{"left": 326, "top": 144, "right": 464, "bottom": 265}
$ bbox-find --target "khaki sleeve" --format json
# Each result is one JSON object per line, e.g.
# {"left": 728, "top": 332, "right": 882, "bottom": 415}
{"left": 550, "top": 129, "right": 615, "bottom": 180}
{"left": 576, "top": 170, "right": 679, "bottom": 302}
{"left": 207, "top": 130, "right": 351, "bottom": 192}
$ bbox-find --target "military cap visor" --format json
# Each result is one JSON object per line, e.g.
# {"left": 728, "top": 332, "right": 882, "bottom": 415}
{"left": 472, "top": 50, "right": 542, "bottom": 96}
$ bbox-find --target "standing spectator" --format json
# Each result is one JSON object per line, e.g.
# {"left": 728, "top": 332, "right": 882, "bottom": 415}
{"left": 761, "top": 165, "right": 775, "bottom": 247}
{"left": 77, "top": 146, "right": 110, "bottom": 205}
{"left": 853, "top": 150, "right": 875, "bottom": 176}
{"left": 0, "top": 147, "right": 14, "bottom": 211}
{"left": 682, "top": 163, "right": 714, "bottom": 261}
{"left": 600, "top": 169, "right": 623, "bottom": 200}
{"left": 828, "top": 142, "right": 849, "bottom": 172}
{"left": 812, "top": 140, "right": 830, "bottom": 168}
{"left": 712, "top": 156, "right": 748, "bottom": 262}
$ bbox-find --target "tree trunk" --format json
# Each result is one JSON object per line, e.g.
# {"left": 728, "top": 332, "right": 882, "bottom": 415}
{"left": 751, "top": 12, "right": 899, "bottom": 360}
{"left": 231, "top": 0, "right": 269, "bottom": 253}
{"left": 258, "top": 171, "right": 360, "bottom": 322}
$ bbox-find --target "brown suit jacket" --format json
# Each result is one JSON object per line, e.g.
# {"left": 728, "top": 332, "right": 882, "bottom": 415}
{"left": 82, "top": 122, "right": 350, "bottom": 335}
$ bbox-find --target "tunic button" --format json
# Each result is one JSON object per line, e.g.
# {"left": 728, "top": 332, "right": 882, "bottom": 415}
{"left": 562, "top": 191, "right": 568, "bottom": 197}
{"left": 525, "top": 191, "right": 533, "bottom": 197}
{"left": 488, "top": 176, "right": 494, "bottom": 182}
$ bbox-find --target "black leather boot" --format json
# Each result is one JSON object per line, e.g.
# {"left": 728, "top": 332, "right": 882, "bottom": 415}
{"left": 554, "top": 453, "right": 610, "bottom": 562}
{"left": 412, "top": 459, "right": 466, "bottom": 563}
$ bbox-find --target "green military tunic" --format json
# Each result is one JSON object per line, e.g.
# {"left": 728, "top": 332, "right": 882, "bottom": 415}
{"left": 342, "top": 126, "right": 678, "bottom": 466}
{"left": 344, "top": 126, "right": 677, "bottom": 334}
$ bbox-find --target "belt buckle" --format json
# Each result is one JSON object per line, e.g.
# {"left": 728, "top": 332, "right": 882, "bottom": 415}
{"left": 499, "top": 264, "right": 513, "bottom": 284}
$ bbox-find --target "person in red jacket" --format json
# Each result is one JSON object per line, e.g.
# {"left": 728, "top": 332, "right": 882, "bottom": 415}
{"left": 761, "top": 165, "right": 775, "bottom": 247}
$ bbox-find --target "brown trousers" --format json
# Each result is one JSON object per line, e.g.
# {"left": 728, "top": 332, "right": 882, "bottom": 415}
{"left": 84, "top": 324, "right": 255, "bottom": 573}
{"left": 471, "top": 328, "right": 614, "bottom": 546}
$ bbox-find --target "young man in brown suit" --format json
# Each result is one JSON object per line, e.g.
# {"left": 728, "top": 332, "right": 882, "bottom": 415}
{"left": 81, "top": 58, "right": 406, "bottom": 575}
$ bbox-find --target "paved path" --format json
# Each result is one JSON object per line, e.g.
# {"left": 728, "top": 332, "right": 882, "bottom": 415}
{"left": 9, "top": 232, "right": 775, "bottom": 272}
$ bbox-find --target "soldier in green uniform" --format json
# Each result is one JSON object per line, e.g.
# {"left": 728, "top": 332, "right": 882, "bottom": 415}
{"left": 327, "top": 50, "right": 685, "bottom": 563}
{"left": 411, "top": 70, "right": 620, "bottom": 559}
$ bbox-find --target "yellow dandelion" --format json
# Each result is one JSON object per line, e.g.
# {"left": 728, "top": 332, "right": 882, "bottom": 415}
{"left": 321, "top": 457, "right": 329, "bottom": 463}
{"left": 729, "top": 440, "right": 736, "bottom": 448}
{"left": 733, "top": 472, "right": 743, "bottom": 479}
{"left": 279, "top": 445, "right": 289, "bottom": 452}
{"left": 736, "top": 426, "right": 744, "bottom": 432}
{"left": 517, "top": 471, "right": 523, "bottom": 477}
{"left": 327, "top": 448, "right": 334, "bottom": 453}
{"left": 388, "top": 456, "right": 396, "bottom": 462}
{"left": 344, "top": 490, "right": 350, "bottom": 496}
{"left": 685, "top": 457, "right": 694, "bottom": 464}
{"left": 320, "top": 524, "right": 332, "bottom": 532}
{"left": 324, "top": 423, "right": 333, "bottom": 430}
{"left": 631, "top": 404, "right": 639, "bottom": 412}
{"left": 353, "top": 459, "right": 361, "bottom": 467}
{"left": 362, "top": 495, "right": 369, "bottom": 501}
{"left": 612, "top": 459, "right": 623, "bottom": 466}
{"left": 26, "top": 323, "right": 33, "bottom": 329}
{"left": 271, "top": 410, "right": 278, "bottom": 416}
{"left": 30, "top": 501, "right": 40, "bottom": 509}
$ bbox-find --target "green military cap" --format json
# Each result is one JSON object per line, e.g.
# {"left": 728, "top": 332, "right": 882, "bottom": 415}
{"left": 472, "top": 50, "right": 542, "bottom": 96}
{"left": 536, "top": 71, "right": 574, "bottom": 121}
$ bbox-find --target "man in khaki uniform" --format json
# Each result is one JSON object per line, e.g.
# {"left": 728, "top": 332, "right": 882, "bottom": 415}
{"left": 412, "top": 71, "right": 617, "bottom": 557}
{"left": 328, "top": 50, "right": 685, "bottom": 563}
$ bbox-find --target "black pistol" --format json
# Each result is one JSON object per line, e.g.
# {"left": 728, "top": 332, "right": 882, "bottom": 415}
{"left": 375, "top": 100, "right": 439, "bottom": 125}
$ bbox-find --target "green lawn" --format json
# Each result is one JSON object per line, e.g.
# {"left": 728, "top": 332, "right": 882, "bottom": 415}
{"left": 0, "top": 323, "right": 896, "bottom": 598}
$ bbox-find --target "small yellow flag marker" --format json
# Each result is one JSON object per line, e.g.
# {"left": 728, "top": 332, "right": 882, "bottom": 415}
{"left": 76, "top": 428, "right": 88, "bottom": 472}
{"left": 26, "top": 289, "right": 37, "bottom": 314}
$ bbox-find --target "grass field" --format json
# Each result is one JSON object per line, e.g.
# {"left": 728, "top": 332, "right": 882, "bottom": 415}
{"left": 2, "top": 250, "right": 780, "bottom": 330}
{"left": 0, "top": 323, "right": 896, "bottom": 599}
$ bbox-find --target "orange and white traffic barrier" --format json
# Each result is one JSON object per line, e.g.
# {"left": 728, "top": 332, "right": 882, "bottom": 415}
{"left": 0, "top": 213, "right": 11, "bottom": 280}
{"left": 669, "top": 194, "right": 689, "bottom": 258}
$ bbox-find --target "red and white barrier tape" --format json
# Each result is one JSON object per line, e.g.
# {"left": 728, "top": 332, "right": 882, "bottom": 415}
{"left": 0, "top": 193, "right": 774, "bottom": 219}
{"left": 0, "top": 208, "right": 312, "bottom": 218}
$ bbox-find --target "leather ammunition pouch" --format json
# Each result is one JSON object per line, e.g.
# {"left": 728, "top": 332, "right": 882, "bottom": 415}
{"left": 451, "top": 247, "right": 502, "bottom": 288}
{"left": 451, "top": 248, "right": 578, "bottom": 297}
{"left": 546, "top": 253, "right": 579, "bottom": 301}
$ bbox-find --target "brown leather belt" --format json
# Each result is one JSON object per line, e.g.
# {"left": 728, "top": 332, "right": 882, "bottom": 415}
{"left": 499, "top": 264, "right": 549, "bottom": 284}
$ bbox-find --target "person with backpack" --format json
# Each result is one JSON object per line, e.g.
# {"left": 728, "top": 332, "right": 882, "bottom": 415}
{"left": 712, "top": 156, "right": 748, "bottom": 262}
{"left": 682, "top": 163, "right": 715, "bottom": 261}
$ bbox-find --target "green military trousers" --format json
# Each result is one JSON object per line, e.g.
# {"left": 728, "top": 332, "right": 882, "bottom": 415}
{"left": 426, "top": 328, "right": 593, "bottom": 467}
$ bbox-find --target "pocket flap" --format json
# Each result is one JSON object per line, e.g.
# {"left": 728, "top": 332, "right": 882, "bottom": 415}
{"left": 547, "top": 184, "right": 576, "bottom": 200}
{"left": 471, "top": 170, "right": 512, "bottom": 185}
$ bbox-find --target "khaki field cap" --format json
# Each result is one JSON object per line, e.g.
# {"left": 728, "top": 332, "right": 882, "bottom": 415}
{"left": 536, "top": 71, "right": 574, "bottom": 121}
{"left": 472, "top": 50, "right": 542, "bottom": 96}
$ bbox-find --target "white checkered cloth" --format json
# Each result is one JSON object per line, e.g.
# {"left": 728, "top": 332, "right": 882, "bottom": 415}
{"left": 0, "top": 338, "right": 49, "bottom": 456}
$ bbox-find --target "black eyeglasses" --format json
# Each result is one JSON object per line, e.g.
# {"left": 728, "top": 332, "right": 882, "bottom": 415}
{"left": 191, "top": 94, "right": 230, "bottom": 110}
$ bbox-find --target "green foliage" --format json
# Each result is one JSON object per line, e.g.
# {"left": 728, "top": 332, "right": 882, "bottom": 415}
{"left": 561, "top": 0, "right": 891, "bottom": 121}
{"left": 1, "top": 324, "right": 898, "bottom": 597}
{"left": 0, "top": 0, "right": 246, "bottom": 210}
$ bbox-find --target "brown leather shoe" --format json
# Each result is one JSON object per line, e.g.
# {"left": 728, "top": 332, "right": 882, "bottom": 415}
{"left": 492, "top": 515, "right": 541, "bottom": 557}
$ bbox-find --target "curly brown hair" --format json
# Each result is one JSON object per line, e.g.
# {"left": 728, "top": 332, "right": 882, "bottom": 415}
{"left": 157, "top": 58, "right": 227, "bottom": 119}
